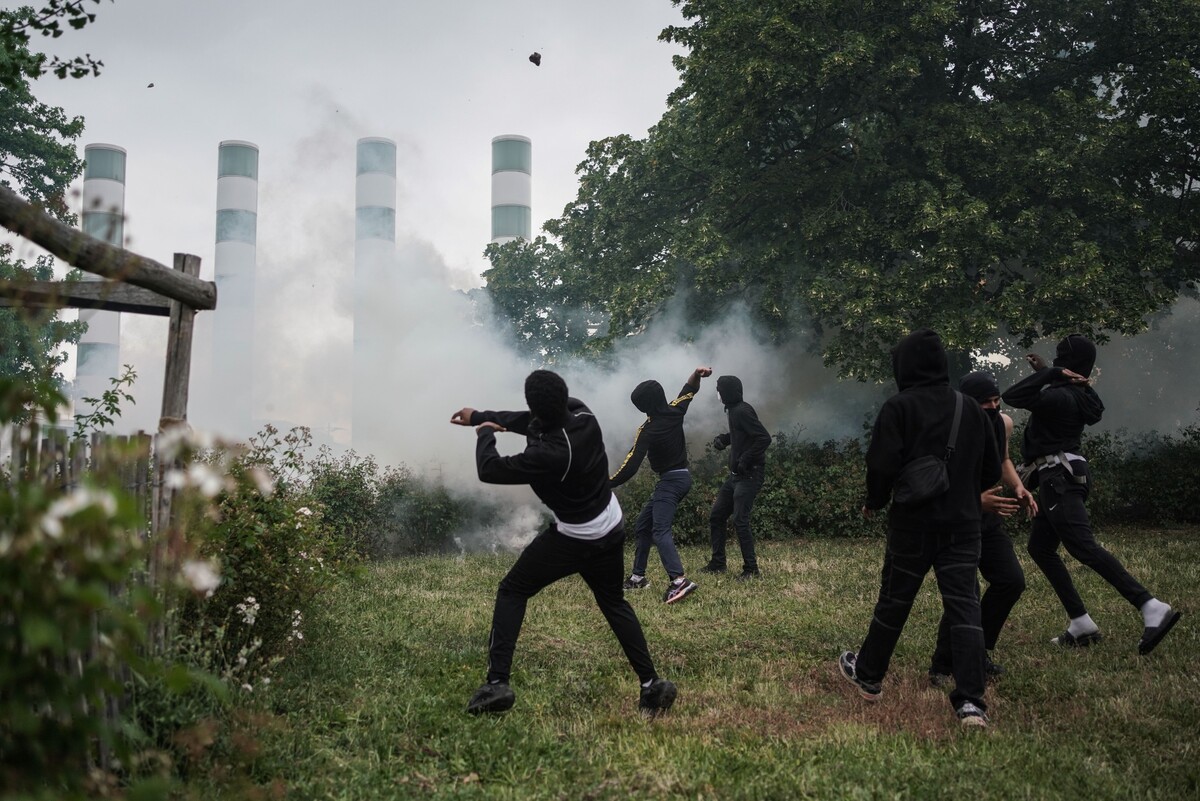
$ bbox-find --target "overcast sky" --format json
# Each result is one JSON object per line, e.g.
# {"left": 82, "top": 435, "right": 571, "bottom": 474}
{"left": 29, "top": 0, "right": 688, "bottom": 283}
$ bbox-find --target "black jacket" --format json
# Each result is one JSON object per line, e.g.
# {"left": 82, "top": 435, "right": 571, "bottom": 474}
{"left": 609, "top": 378, "right": 699, "bottom": 488}
{"left": 713, "top": 375, "right": 772, "bottom": 475}
{"left": 1001, "top": 368, "right": 1104, "bottom": 462}
{"left": 469, "top": 398, "right": 613, "bottom": 524}
{"left": 865, "top": 329, "right": 1002, "bottom": 533}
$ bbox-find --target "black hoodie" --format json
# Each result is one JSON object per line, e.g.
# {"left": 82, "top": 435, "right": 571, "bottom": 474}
{"left": 609, "top": 377, "right": 699, "bottom": 487}
{"left": 1001, "top": 335, "right": 1104, "bottom": 461}
{"left": 713, "top": 375, "right": 772, "bottom": 475}
{"left": 865, "top": 329, "right": 1002, "bottom": 532}
{"left": 468, "top": 398, "right": 614, "bottom": 525}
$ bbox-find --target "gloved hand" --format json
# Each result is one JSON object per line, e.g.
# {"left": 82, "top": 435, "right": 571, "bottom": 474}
{"left": 712, "top": 436, "right": 726, "bottom": 451}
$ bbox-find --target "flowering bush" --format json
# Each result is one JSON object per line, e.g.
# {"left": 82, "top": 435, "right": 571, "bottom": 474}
{"left": 0, "top": 378, "right": 162, "bottom": 795}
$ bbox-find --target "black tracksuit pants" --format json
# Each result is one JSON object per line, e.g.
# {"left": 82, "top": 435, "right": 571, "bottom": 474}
{"left": 856, "top": 526, "right": 987, "bottom": 713}
{"left": 709, "top": 471, "right": 764, "bottom": 571}
{"left": 1027, "top": 461, "right": 1152, "bottom": 618}
{"left": 485, "top": 523, "right": 657, "bottom": 684}
{"left": 931, "top": 514, "right": 1026, "bottom": 672}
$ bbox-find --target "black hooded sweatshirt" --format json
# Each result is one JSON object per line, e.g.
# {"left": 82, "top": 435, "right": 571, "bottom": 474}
{"left": 609, "top": 377, "right": 700, "bottom": 488}
{"left": 1001, "top": 334, "right": 1105, "bottom": 462}
{"left": 468, "top": 398, "right": 613, "bottom": 525}
{"left": 865, "top": 329, "right": 1002, "bottom": 533}
{"left": 713, "top": 375, "right": 772, "bottom": 475}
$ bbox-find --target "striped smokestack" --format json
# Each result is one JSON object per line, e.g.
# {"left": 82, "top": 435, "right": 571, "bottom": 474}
{"left": 212, "top": 140, "right": 259, "bottom": 433}
{"left": 74, "top": 143, "right": 126, "bottom": 419}
{"left": 353, "top": 137, "right": 397, "bottom": 447}
{"left": 491, "top": 135, "right": 531, "bottom": 244}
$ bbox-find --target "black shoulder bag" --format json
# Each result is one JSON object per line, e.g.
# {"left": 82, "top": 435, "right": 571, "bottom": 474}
{"left": 891, "top": 391, "right": 963, "bottom": 505}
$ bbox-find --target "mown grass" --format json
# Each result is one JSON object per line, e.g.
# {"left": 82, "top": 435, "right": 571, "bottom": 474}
{"left": 199, "top": 527, "right": 1197, "bottom": 800}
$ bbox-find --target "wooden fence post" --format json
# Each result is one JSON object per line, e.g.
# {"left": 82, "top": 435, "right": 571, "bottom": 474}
{"left": 151, "top": 253, "right": 201, "bottom": 652}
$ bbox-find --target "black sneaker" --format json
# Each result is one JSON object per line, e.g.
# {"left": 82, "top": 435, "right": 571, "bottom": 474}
{"left": 663, "top": 578, "right": 698, "bottom": 604}
{"left": 1051, "top": 629, "right": 1103, "bottom": 648}
{"left": 956, "top": 701, "right": 989, "bottom": 728}
{"left": 699, "top": 561, "right": 726, "bottom": 574}
{"left": 638, "top": 678, "right": 677, "bottom": 717}
{"left": 836, "top": 651, "right": 882, "bottom": 702}
{"left": 466, "top": 682, "right": 515, "bottom": 714}
{"left": 984, "top": 655, "right": 1005, "bottom": 681}
{"left": 622, "top": 575, "right": 650, "bottom": 590}
{"left": 735, "top": 568, "right": 761, "bottom": 581}
{"left": 928, "top": 670, "right": 953, "bottom": 689}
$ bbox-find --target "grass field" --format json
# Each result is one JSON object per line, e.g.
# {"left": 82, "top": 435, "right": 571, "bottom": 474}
{"left": 207, "top": 527, "right": 1197, "bottom": 800}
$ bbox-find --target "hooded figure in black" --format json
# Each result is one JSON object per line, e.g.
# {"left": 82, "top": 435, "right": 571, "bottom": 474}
{"left": 610, "top": 367, "right": 711, "bottom": 604}
{"left": 1002, "top": 334, "right": 1181, "bottom": 655}
{"left": 838, "top": 329, "right": 1000, "bottom": 727}
{"left": 928, "top": 371, "right": 1032, "bottom": 687}
{"left": 451, "top": 370, "right": 677, "bottom": 717}
{"left": 701, "top": 375, "right": 772, "bottom": 579}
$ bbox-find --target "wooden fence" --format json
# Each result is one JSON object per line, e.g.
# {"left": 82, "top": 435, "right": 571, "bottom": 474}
{"left": 6, "top": 420, "right": 176, "bottom": 769}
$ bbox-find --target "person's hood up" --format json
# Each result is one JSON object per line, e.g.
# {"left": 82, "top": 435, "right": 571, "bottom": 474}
{"left": 715, "top": 375, "right": 743, "bottom": 409}
{"left": 630, "top": 379, "right": 670, "bottom": 415}
{"left": 891, "top": 328, "right": 949, "bottom": 390}
{"left": 959, "top": 371, "right": 1000, "bottom": 403}
{"left": 1052, "top": 334, "right": 1096, "bottom": 378}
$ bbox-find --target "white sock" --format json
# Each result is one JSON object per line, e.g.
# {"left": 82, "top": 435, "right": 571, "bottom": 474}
{"left": 630, "top": 574, "right": 644, "bottom": 581}
{"left": 1141, "top": 598, "right": 1172, "bottom": 628}
{"left": 1067, "top": 614, "right": 1099, "bottom": 637}
{"left": 641, "top": 679, "right": 654, "bottom": 688}
{"left": 671, "top": 576, "right": 685, "bottom": 585}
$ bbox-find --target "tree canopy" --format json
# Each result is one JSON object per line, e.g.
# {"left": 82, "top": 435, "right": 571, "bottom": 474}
{"left": 1, "top": 0, "right": 100, "bottom": 390}
{"left": 483, "top": 0, "right": 1200, "bottom": 378}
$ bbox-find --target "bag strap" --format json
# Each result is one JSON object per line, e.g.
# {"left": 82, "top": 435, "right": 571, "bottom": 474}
{"left": 943, "top": 391, "right": 963, "bottom": 460}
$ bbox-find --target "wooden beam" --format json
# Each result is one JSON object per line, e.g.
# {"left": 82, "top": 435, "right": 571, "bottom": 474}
{"left": 160, "top": 253, "right": 201, "bottom": 430}
{"left": 0, "top": 279, "right": 171, "bottom": 316}
{"left": 0, "top": 185, "right": 216, "bottom": 311}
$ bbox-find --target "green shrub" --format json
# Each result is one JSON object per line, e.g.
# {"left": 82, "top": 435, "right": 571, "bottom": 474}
{"left": 1082, "top": 424, "right": 1200, "bottom": 525}
{"left": 0, "top": 379, "right": 161, "bottom": 796}
{"left": 614, "top": 429, "right": 879, "bottom": 544}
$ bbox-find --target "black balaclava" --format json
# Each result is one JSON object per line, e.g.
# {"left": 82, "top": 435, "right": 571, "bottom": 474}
{"left": 891, "top": 328, "right": 949, "bottom": 391}
{"left": 1052, "top": 334, "right": 1097, "bottom": 378}
{"left": 715, "top": 375, "right": 743, "bottom": 410}
{"left": 960, "top": 370, "right": 1001, "bottom": 421}
{"left": 630, "top": 380, "right": 670, "bottom": 416}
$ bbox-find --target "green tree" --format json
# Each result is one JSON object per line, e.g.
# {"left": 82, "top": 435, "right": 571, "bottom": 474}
{"left": 0, "top": 245, "right": 84, "bottom": 389}
{"left": 0, "top": 0, "right": 110, "bottom": 90}
{"left": 481, "top": 235, "right": 610, "bottom": 362}
{"left": 1, "top": 1, "right": 94, "bottom": 391}
{"left": 485, "top": 0, "right": 1200, "bottom": 378}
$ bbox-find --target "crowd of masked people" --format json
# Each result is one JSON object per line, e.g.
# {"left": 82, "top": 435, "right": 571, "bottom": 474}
{"left": 449, "top": 330, "right": 1183, "bottom": 727}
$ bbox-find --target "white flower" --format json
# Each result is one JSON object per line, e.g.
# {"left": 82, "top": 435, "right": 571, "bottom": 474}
{"left": 296, "top": 507, "right": 313, "bottom": 517}
{"left": 181, "top": 559, "right": 221, "bottom": 597}
{"left": 249, "top": 466, "right": 275, "bottom": 497}
{"left": 261, "top": 677, "right": 271, "bottom": 686}
{"left": 164, "top": 469, "right": 187, "bottom": 490}
{"left": 40, "top": 487, "right": 118, "bottom": 538}
{"left": 241, "top": 683, "right": 253, "bottom": 692}
{"left": 187, "top": 463, "right": 225, "bottom": 498}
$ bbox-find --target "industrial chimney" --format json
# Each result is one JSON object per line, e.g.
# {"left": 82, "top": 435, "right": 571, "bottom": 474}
{"left": 211, "top": 140, "right": 260, "bottom": 435}
{"left": 74, "top": 143, "right": 126, "bottom": 419}
{"left": 490, "top": 135, "right": 531, "bottom": 244}
{"left": 352, "top": 137, "right": 397, "bottom": 447}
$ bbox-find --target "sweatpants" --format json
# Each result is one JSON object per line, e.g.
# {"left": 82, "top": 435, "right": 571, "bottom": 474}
{"left": 631, "top": 469, "right": 692, "bottom": 579}
{"left": 856, "top": 526, "right": 987, "bottom": 713}
{"left": 1026, "top": 461, "right": 1152, "bottom": 618}
{"left": 709, "top": 471, "right": 764, "bottom": 571}
{"left": 485, "top": 523, "right": 657, "bottom": 684}
{"left": 931, "top": 514, "right": 1026, "bottom": 671}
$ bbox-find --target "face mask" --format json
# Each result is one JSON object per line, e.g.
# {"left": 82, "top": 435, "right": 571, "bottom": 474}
{"left": 985, "top": 407, "right": 1001, "bottom": 421}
